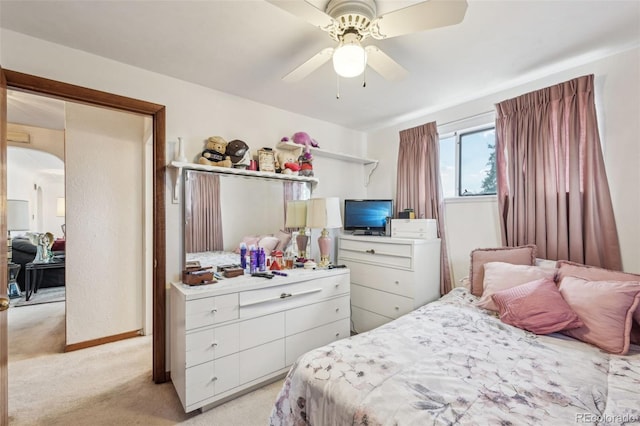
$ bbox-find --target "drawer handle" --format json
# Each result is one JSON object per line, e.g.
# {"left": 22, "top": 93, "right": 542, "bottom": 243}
{"left": 395, "top": 306, "right": 400, "bottom": 310}
{"left": 365, "top": 249, "right": 376, "bottom": 254}
{"left": 335, "top": 332, "right": 340, "bottom": 337}
{"left": 395, "top": 280, "right": 399, "bottom": 285}
{"left": 211, "top": 308, "right": 217, "bottom": 314}
{"left": 335, "top": 307, "right": 340, "bottom": 312}
{"left": 211, "top": 377, "right": 218, "bottom": 382}
{"left": 280, "top": 293, "right": 292, "bottom": 299}
{"left": 211, "top": 342, "right": 218, "bottom": 348}
{"left": 335, "top": 284, "right": 340, "bottom": 288}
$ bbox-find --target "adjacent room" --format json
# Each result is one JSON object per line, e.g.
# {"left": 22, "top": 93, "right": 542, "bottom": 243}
{"left": 0, "top": 0, "right": 638, "bottom": 425}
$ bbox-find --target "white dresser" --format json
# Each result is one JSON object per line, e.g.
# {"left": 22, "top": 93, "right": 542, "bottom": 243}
{"left": 170, "top": 268, "right": 350, "bottom": 413}
{"left": 338, "top": 234, "right": 440, "bottom": 333}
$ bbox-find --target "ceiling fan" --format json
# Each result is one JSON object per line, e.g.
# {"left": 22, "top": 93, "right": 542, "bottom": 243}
{"left": 267, "top": 0, "right": 468, "bottom": 82}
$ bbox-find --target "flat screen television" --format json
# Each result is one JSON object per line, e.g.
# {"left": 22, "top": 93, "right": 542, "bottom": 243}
{"left": 343, "top": 199, "right": 394, "bottom": 235}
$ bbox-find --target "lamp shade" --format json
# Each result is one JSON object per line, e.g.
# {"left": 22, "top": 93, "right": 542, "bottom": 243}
{"left": 332, "top": 32, "right": 367, "bottom": 78}
{"left": 56, "top": 197, "right": 66, "bottom": 217}
{"left": 306, "top": 198, "right": 342, "bottom": 229}
{"left": 7, "top": 199, "right": 30, "bottom": 231}
{"left": 285, "top": 200, "right": 307, "bottom": 228}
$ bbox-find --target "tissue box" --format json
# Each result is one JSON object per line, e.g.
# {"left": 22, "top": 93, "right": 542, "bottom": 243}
{"left": 391, "top": 219, "right": 437, "bottom": 239}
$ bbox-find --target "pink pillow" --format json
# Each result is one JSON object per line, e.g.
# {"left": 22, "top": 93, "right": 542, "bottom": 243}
{"left": 557, "top": 261, "right": 640, "bottom": 343}
{"left": 559, "top": 276, "right": 640, "bottom": 355}
{"left": 491, "top": 277, "right": 583, "bottom": 334}
{"left": 476, "top": 262, "right": 556, "bottom": 311}
{"left": 469, "top": 245, "right": 537, "bottom": 297}
{"left": 274, "top": 230, "right": 292, "bottom": 252}
{"left": 258, "top": 236, "right": 280, "bottom": 256}
{"left": 234, "top": 236, "right": 260, "bottom": 254}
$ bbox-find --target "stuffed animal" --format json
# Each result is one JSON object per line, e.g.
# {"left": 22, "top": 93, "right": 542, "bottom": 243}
{"left": 198, "top": 136, "right": 232, "bottom": 168}
{"left": 227, "top": 139, "right": 251, "bottom": 168}
{"left": 291, "top": 131, "right": 319, "bottom": 148}
{"left": 298, "top": 151, "right": 314, "bottom": 177}
{"left": 275, "top": 150, "right": 300, "bottom": 175}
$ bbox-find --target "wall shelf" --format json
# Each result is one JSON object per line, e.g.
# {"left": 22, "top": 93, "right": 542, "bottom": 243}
{"left": 168, "top": 161, "right": 318, "bottom": 203}
{"left": 277, "top": 142, "right": 378, "bottom": 186}
{"left": 277, "top": 141, "right": 378, "bottom": 165}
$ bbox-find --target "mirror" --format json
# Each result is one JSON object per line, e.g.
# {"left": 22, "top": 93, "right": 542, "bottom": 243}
{"left": 183, "top": 170, "right": 311, "bottom": 269}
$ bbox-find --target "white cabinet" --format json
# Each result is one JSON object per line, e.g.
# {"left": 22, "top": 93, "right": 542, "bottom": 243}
{"left": 338, "top": 234, "right": 441, "bottom": 333}
{"left": 170, "top": 268, "right": 350, "bottom": 413}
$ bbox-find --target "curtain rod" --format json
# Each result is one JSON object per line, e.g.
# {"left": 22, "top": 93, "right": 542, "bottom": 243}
{"left": 437, "top": 110, "right": 495, "bottom": 128}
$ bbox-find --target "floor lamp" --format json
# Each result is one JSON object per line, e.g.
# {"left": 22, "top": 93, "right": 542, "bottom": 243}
{"left": 306, "top": 197, "right": 342, "bottom": 267}
{"left": 285, "top": 200, "right": 308, "bottom": 260}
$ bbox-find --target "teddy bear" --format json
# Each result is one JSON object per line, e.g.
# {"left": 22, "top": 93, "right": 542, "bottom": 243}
{"left": 276, "top": 150, "right": 301, "bottom": 175}
{"left": 198, "top": 136, "right": 232, "bottom": 168}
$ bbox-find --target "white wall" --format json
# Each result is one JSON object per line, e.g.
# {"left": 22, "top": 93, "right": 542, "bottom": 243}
{"left": 367, "top": 47, "right": 640, "bottom": 282}
{"left": 7, "top": 146, "right": 65, "bottom": 238}
{"left": 65, "top": 103, "right": 145, "bottom": 345}
{"left": 1, "top": 29, "right": 369, "bottom": 349}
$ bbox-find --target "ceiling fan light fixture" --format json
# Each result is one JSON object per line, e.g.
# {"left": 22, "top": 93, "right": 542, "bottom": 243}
{"left": 332, "top": 33, "right": 367, "bottom": 78}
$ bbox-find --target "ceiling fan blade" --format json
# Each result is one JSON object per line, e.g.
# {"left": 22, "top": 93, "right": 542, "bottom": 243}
{"left": 283, "top": 47, "right": 334, "bottom": 82}
{"left": 370, "top": 0, "right": 468, "bottom": 39}
{"left": 364, "top": 46, "right": 408, "bottom": 81}
{"left": 265, "top": 0, "right": 335, "bottom": 31}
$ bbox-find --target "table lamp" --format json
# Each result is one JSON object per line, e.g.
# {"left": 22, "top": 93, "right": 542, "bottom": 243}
{"left": 306, "top": 197, "right": 342, "bottom": 267}
{"left": 285, "top": 200, "right": 308, "bottom": 259}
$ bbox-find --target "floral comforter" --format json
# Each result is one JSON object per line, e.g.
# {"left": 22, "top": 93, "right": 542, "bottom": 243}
{"left": 269, "top": 288, "right": 640, "bottom": 425}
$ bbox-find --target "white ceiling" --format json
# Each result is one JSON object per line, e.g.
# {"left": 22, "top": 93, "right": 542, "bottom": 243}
{"left": 1, "top": 0, "right": 639, "bottom": 131}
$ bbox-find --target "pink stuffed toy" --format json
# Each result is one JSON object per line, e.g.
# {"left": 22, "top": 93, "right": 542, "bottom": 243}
{"left": 290, "top": 132, "right": 319, "bottom": 148}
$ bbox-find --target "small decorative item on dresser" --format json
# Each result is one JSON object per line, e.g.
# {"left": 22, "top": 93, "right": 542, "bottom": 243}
{"left": 182, "top": 267, "right": 216, "bottom": 285}
{"left": 258, "top": 148, "right": 276, "bottom": 172}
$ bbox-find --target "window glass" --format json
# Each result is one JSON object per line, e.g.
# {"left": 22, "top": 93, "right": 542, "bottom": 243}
{"left": 438, "top": 125, "right": 496, "bottom": 197}
{"left": 459, "top": 128, "right": 496, "bottom": 196}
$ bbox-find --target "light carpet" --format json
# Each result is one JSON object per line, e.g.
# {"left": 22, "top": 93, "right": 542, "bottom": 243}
{"left": 8, "top": 301, "right": 283, "bottom": 425}
{"left": 10, "top": 286, "right": 66, "bottom": 307}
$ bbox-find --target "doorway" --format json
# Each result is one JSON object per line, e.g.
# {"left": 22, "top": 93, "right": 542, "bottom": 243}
{"left": 2, "top": 69, "right": 167, "bottom": 382}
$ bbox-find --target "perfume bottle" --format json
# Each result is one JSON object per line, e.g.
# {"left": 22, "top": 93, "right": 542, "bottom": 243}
{"left": 240, "top": 242, "right": 247, "bottom": 271}
{"left": 249, "top": 245, "right": 257, "bottom": 274}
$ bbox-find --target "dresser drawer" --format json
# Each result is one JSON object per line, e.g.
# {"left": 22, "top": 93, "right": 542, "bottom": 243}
{"left": 351, "top": 283, "right": 413, "bottom": 319}
{"left": 185, "top": 322, "right": 239, "bottom": 367}
{"left": 186, "top": 293, "right": 239, "bottom": 330}
{"left": 185, "top": 353, "right": 239, "bottom": 406}
{"left": 239, "top": 312, "right": 285, "bottom": 351}
{"left": 339, "top": 239, "right": 413, "bottom": 269}
{"left": 341, "top": 260, "right": 416, "bottom": 298}
{"left": 391, "top": 219, "right": 437, "bottom": 239}
{"left": 239, "top": 339, "right": 285, "bottom": 384}
{"left": 286, "top": 295, "right": 350, "bottom": 336}
{"left": 285, "top": 318, "right": 350, "bottom": 365}
{"left": 239, "top": 280, "right": 326, "bottom": 318}
{"left": 351, "top": 306, "right": 392, "bottom": 334}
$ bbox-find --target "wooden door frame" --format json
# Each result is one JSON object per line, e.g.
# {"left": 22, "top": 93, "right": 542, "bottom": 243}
{"left": 1, "top": 69, "right": 168, "bottom": 383}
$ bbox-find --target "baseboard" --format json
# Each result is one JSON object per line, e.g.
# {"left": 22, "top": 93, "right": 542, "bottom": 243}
{"left": 64, "top": 329, "right": 142, "bottom": 352}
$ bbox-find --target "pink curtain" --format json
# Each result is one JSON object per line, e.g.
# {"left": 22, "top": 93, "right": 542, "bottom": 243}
{"left": 495, "top": 74, "right": 622, "bottom": 269}
{"left": 396, "top": 122, "right": 452, "bottom": 294}
{"left": 184, "top": 170, "right": 224, "bottom": 253}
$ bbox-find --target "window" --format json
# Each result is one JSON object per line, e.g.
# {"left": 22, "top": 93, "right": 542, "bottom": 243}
{"left": 440, "top": 125, "right": 496, "bottom": 197}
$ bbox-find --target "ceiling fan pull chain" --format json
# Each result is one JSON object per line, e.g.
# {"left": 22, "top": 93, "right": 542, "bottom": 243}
{"left": 362, "top": 59, "right": 367, "bottom": 88}
{"left": 336, "top": 74, "right": 340, "bottom": 99}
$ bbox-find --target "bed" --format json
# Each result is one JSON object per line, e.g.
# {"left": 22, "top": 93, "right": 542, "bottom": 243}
{"left": 186, "top": 250, "right": 241, "bottom": 269}
{"left": 269, "top": 287, "right": 640, "bottom": 425}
